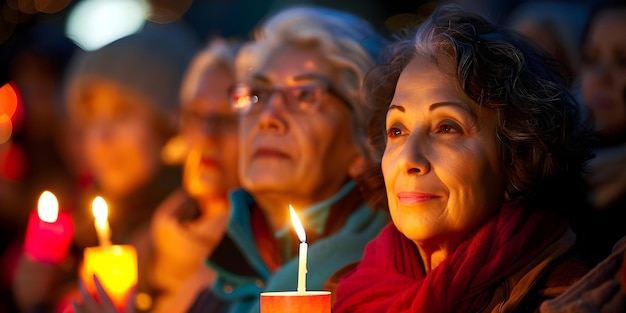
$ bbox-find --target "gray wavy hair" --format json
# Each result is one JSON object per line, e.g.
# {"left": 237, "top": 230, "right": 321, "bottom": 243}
{"left": 235, "top": 5, "right": 387, "bottom": 153}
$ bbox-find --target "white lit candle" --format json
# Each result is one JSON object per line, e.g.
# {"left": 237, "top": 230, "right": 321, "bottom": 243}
{"left": 92, "top": 196, "right": 112, "bottom": 247}
{"left": 289, "top": 205, "right": 307, "bottom": 294}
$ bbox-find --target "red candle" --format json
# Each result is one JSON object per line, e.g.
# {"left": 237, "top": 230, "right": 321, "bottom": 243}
{"left": 24, "top": 191, "right": 74, "bottom": 265}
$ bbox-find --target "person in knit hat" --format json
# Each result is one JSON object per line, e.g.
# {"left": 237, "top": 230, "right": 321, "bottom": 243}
{"left": 64, "top": 23, "right": 198, "bottom": 199}
{"left": 12, "top": 23, "right": 198, "bottom": 313}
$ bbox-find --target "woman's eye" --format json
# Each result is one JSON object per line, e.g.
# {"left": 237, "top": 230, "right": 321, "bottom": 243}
{"left": 293, "top": 86, "right": 317, "bottom": 102}
{"left": 386, "top": 127, "right": 402, "bottom": 138}
{"left": 435, "top": 123, "right": 460, "bottom": 134}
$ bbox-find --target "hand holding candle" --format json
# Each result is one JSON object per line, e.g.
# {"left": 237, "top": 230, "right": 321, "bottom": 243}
{"left": 80, "top": 196, "right": 137, "bottom": 310}
{"left": 289, "top": 205, "right": 307, "bottom": 293}
{"left": 24, "top": 191, "right": 74, "bottom": 265}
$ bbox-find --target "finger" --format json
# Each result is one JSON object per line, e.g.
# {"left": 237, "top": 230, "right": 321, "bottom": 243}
{"left": 78, "top": 277, "right": 99, "bottom": 312}
{"left": 124, "top": 285, "right": 137, "bottom": 313}
{"left": 70, "top": 299, "right": 81, "bottom": 313}
{"left": 93, "top": 274, "right": 116, "bottom": 309}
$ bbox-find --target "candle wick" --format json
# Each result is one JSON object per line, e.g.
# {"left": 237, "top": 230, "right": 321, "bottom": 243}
{"left": 98, "top": 233, "right": 112, "bottom": 247}
{"left": 102, "top": 238, "right": 112, "bottom": 247}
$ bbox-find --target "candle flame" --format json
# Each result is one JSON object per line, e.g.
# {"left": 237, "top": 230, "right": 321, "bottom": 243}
{"left": 289, "top": 205, "right": 306, "bottom": 243}
{"left": 37, "top": 191, "right": 59, "bottom": 223}
{"left": 92, "top": 196, "right": 108, "bottom": 225}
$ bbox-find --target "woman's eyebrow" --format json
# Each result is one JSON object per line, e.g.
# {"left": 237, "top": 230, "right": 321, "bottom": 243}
{"left": 429, "top": 101, "right": 477, "bottom": 121}
{"left": 388, "top": 104, "right": 405, "bottom": 113}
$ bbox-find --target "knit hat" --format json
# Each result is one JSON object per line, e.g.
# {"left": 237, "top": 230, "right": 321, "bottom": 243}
{"left": 65, "top": 22, "right": 199, "bottom": 126}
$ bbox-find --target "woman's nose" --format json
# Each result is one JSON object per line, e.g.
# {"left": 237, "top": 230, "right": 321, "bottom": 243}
{"left": 400, "top": 133, "right": 431, "bottom": 175}
{"left": 256, "top": 92, "right": 288, "bottom": 132}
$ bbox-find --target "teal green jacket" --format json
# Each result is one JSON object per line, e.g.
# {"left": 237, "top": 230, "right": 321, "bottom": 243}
{"left": 188, "top": 181, "right": 389, "bottom": 313}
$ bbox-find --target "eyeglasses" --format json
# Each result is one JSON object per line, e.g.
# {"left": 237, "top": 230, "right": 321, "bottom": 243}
{"left": 229, "top": 80, "right": 349, "bottom": 115}
{"left": 179, "top": 109, "right": 238, "bottom": 133}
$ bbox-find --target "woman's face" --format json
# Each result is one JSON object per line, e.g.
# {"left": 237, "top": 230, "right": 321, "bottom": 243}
{"left": 581, "top": 8, "right": 626, "bottom": 137}
{"left": 382, "top": 56, "right": 504, "bottom": 247}
{"left": 79, "top": 82, "right": 165, "bottom": 197}
{"left": 180, "top": 63, "right": 239, "bottom": 199}
{"left": 238, "top": 45, "right": 360, "bottom": 207}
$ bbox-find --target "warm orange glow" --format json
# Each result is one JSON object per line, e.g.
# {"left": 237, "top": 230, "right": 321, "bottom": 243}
{"left": 17, "top": 0, "right": 39, "bottom": 14}
{"left": 37, "top": 191, "right": 59, "bottom": 223}
{"left": 0, "top": 82, "right": 18, "bottom": 144}
{"left": 289, "top": 205, "right": 306, "bottom": 242}
{"left": 81, "top": 245, "right": 137, "bottom": 310}
{"left": 0, "top": 115, "right": 12, "bottom": 144}
{"left": 0, "top": 82, "right": 18, "bottom": 119}
{"left": 34, "top": 0, "right": 72, "bottom": 13}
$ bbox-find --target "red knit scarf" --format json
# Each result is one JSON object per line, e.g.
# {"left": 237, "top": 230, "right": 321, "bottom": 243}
{"left": 334, "top": 202, "right": 568, "bottom": 312}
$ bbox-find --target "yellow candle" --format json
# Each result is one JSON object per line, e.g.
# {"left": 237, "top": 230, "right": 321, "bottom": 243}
{"left": 91, "top": 196, "right": 111, "bottom": 247}
{"left": 81, "top": 244, "right": 137, "bottom": 309}
{"left": 289, "top": 205, "right": 307, "bottom": 294}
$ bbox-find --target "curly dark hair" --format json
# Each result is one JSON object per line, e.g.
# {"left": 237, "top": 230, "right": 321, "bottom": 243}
{"left": 359, "top": 4, "right": 594, "bottom": 213}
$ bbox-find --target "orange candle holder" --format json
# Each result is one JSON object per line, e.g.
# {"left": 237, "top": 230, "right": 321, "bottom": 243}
{"left": 260, "top": 291, "right": 331, "bottom": 313}
{"left": 80, "top": 244, "right": 137, "bottom": 310}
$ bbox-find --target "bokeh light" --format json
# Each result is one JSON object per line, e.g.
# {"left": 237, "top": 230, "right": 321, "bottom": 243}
{"left": 0, "top": 82, "right": 18, "bottom": 118}
{"left": 0, "top": 116, "right": 12, "bottom": 144}
{"left": 34, "top": 0, "right": 72, "bottom": 13}
{"left": 65, "top": 0, "right": 148, "bottom": 51}
{"left": 0, "top": 0, "right": 72, "bottom": 44}
{"left": 0, "top": 142, "right": 26, "bottom": 180}
{"left": 147, "top": 0, "right": 192, "bottom": 24}
{"left": 0, "top": 82, "right": 19, "bottom": 144}
{"left": 16, "top": 0, "right": 38, "bottom": 15}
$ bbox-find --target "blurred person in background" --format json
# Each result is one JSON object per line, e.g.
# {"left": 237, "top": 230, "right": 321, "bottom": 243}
{"left": 504, "top": 1, "right": 589, "bottom": 88}
{"left": 570, "top": 0, "right": 626, "bottom": 270}
{"left": 12, "top": 23, "right": 198, "bottom": 313}
{"left": 149, "top": 38, "right": 242, "bottom": 313}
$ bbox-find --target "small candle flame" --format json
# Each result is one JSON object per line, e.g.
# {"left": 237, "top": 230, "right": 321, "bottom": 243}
{"left": 92, "top": 196, "right": 111, "bottom": 246}
{"left": 289, "top": 205, "right": 306, "bottom": 243}
{"left": 92, "top": 196, "right": 108, "bottom": 225}
{"left": 37, "top": 191, "right": 59, "bottom": 223}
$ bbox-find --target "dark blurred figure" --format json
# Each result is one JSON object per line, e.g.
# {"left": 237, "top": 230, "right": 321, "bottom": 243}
{"left": 571, "top": 0, "right": 626, "bottom": 268}
{"left": 505, "top": 1, "right": 589, "bottom": 87}
{"left": 0, "top": 21, "right": 80, "bottom": 313}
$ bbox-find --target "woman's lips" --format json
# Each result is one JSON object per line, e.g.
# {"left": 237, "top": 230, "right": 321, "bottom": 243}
{"left": 199, "top": 157, "right": 218, "bottom": 168}
{"left": 253, "top": 148, "right": 290, "bottom": 159}
{"left": 397, "top": 191, "right": 438, "bottom": 204}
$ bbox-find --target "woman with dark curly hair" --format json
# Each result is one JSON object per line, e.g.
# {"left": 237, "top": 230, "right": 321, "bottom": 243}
{"left": 334, "top": 4, "right": 594, "bottom": 312}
